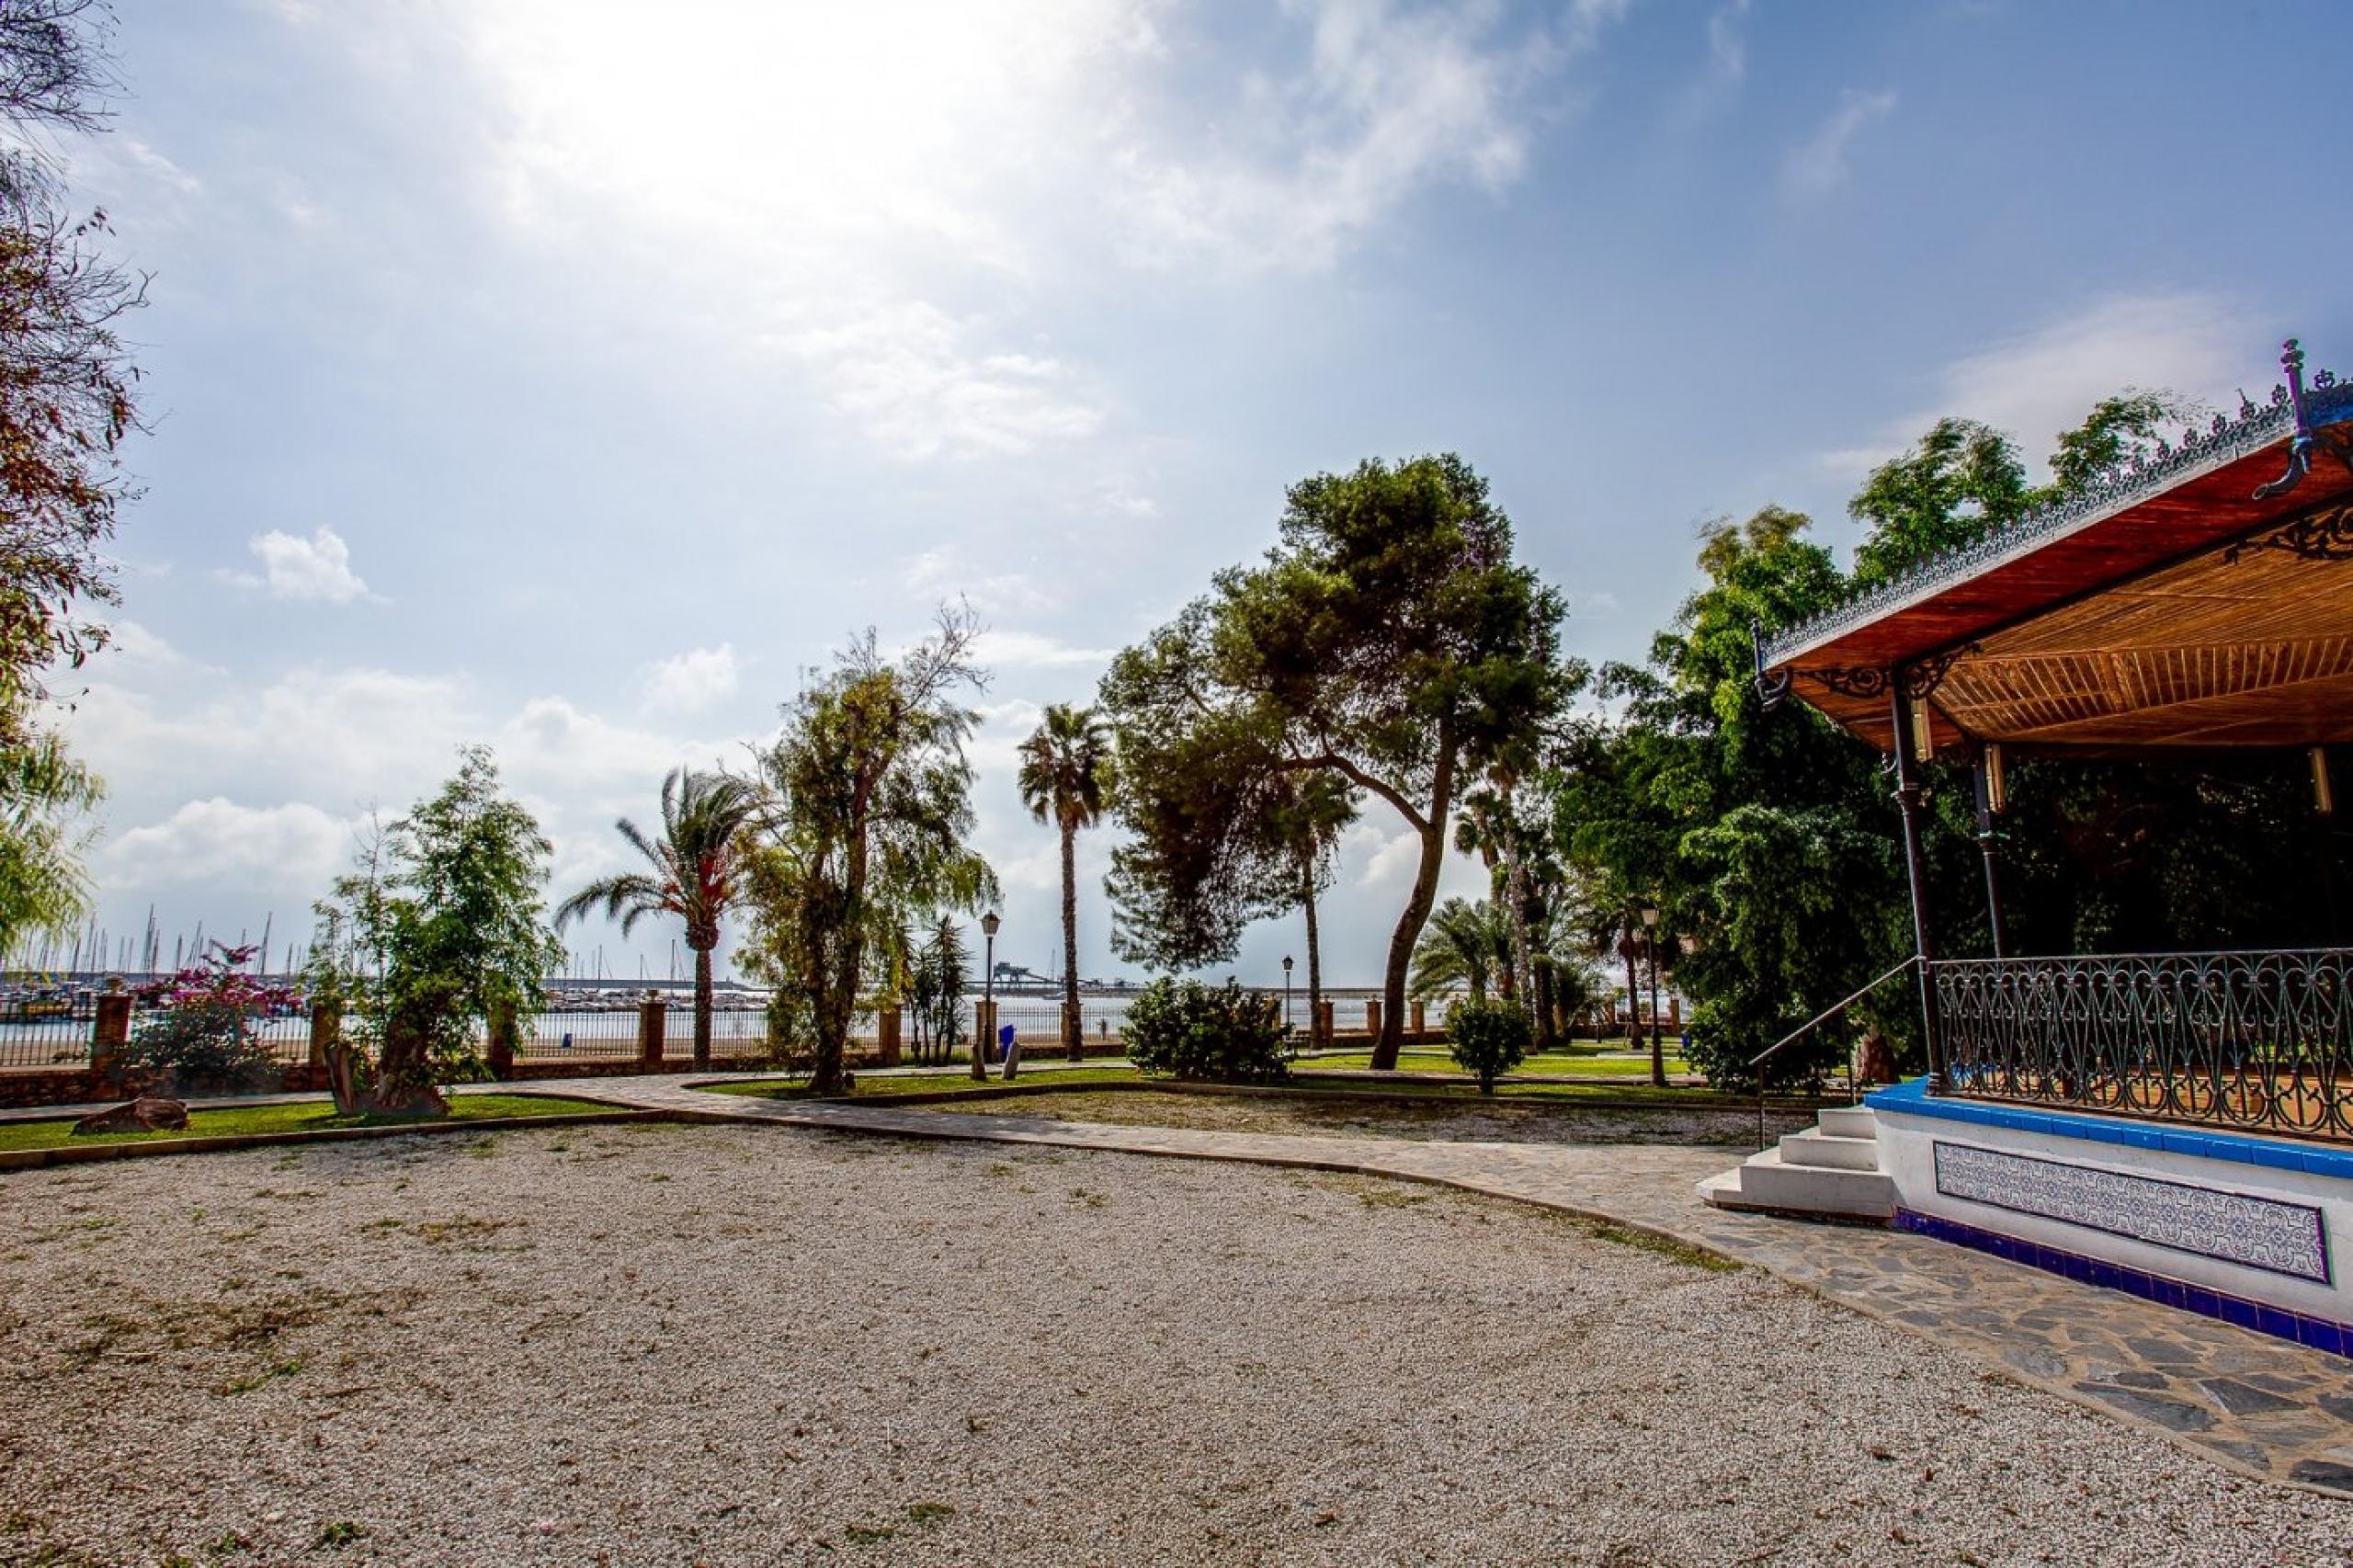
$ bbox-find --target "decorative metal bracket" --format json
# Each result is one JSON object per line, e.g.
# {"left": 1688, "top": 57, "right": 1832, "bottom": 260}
{"left": 1796, "top": 646, "right": 1974, "bottom": 705}
{"left": 1901, "top": 645, "right": 1975, "bottom": 701}
{"left": 1750, "top": 621, "right": 1792, "bottom": 710}
{"left": 2254, "top": 338, "right": 2353, "bottom": 501}
{"left": 2225, "top": 502, "right": 2353, "bottom": 563}
{"left": 1802, "top": 665, "right": 1893, "bottom": 700}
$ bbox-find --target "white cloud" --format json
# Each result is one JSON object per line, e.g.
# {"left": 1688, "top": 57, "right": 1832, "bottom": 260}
{"left": 1097, "top": 486, "right": 1160, "bottom": 520}
{"left": 229, "top": 526, "right": 372, "bottom": 604}
{"left": 905, "top": 546, "right": 1060, "bottom": 615}
{"left": 339, "top": 0, "right": 1621, "bottom": 459}
{"left": 103, "top": 799, "right": 358, "bottom": 892}
{"left": 1816, "top": 291, "right": 2265, "bottom": 481}
{"left": 1782, "top": 88, "right": 1897, "bottom": 199}
{"left": 775, "top": 301, "right": 1104, "bottom": 459}
{"left": 638, "top": 644, "right": 740, "bottom": 715}
{"left": 101, "top": 620, "right": 190, "bottom": 671}
{"left": 973, "top": 630, "right": 1116, "bottom": 670}
{"left": 428, "top": 0, "right": 1149, "bottom": 461}
{"left": 1706, "top": 0, "right": 1750, "bottom": 86}
{"left": 1115, "top": 0, "right": 1612, "bottom": 274}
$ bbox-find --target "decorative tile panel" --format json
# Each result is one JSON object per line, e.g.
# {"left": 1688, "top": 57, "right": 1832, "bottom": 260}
{"left": 1932, "top": 1141, "right": 2330, "bottom": 1284}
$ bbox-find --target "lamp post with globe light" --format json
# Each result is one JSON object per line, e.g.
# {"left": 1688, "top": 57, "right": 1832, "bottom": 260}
{"left": 974, "top": 910, "right": 1000, "bottom": 1082}
{"left": 1282, "top": 955, "right": 1295, "bottom": 1041}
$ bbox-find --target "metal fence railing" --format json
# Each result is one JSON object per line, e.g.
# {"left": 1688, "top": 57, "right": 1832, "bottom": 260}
{"left": 0, "top": 1008, "right": 97, "bottom": 1069}
{"left": 1937, "top": 948, "right": 2353, "bottom": 1143}
{"left": 0, "top": 980, "right": 1417, "bottom": 1074}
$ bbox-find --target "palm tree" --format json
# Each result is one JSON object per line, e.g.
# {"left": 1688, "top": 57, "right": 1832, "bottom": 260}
{"left": 1409, "top": 897, "right": 1516, "bottom": 1003}
{"left": 1017, "top": 704, "right": 1115, "bottom": 1060}
{"left": 556, "top": 767, "right": 760, "bottom": 1070}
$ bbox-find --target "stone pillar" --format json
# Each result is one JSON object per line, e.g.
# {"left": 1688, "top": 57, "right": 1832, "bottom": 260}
{"left": 487, "top": 999, "right": 517, "bottom": 1079}
{"left": 1365, "top": 998, "right": 1381, "bottom": 1038}
{"left": 91, "top": 978, "right": 131, "bottom": 1085}
{"left": 972, "top": 1000, "right": 997, "bottom": 1081}
{"left": 1668, "top": 996, "right": 1681, "bottom": 1029}
{"left": 1411, "top": 1001, "right": 1427, "bottom": 1038}
{"left": 876, "top": 1005, "right": 902, "bottom": 1067}
{"left": 637, "top": 991, "right": 666, "bottom": 1068}
{"left": 308, "top": 999, "right": 341, "bottom": 1069}
{"left": 1316, "top": 999, "right": 1335, "bottom": 1046}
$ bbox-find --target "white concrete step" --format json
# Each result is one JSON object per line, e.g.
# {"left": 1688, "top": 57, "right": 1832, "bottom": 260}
{"left": 1815, "top": 1105, "right": 1878, "bottom": 1141}
{"left": 1700, "top": 1148, "right": 1896, "bottom": 1221}
{"left": 1778, "top": 1128, "right": 1881, "bottom": 1171}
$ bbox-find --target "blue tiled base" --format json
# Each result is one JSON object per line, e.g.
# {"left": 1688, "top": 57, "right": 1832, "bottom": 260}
{"left": 1894, "top": 1209, "right": 2353, "bottom": 1358}
{"left": 1865, "top": 1077, "right": 2353, "bottom": 1181}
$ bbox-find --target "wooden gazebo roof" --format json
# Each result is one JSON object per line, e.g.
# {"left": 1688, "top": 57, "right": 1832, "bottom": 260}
{"left": 1759, "top": 340, "right": 2353, "bottom": 757}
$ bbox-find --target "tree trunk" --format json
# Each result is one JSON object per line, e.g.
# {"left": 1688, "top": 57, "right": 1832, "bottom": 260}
{"left": 1503, "top": 831, "right": 1534, "bottom": 1010}
{"left": 813, "top": 798, "right": 873, "bottom": 1096}
{"left": 1373, "top": 742, "right": 1455, "bottom": 1072}
{"left": 692, "top": 943, "right": 714, "bottom": 1071}
{"left": 1534, "top": 961, "right": 1557, "bottom": 1051}
{"left": 1302, "top": 868, "right": 1323, "bottom": 1046}
{"left": 360, "top": 1017, "right": 447, "bottom": 1118}
{"left": 1650, "top": 959, "right": 1667, "bottom": 1087}
{"left": 1622, "top": 936, "right": 1643, "bottom": 1051}
{"left": 1061, "top": 821, "right": 1082, "bottom": 1061}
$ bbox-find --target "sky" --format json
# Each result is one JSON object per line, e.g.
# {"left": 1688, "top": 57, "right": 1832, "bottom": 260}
{"left": 40, "top": 0, "right": 2353, "bottom": 985}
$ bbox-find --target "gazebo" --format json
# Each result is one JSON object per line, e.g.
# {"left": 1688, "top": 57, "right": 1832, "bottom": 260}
{"left": 1706, "top": 340, "right": 2353, "bottom": 1356}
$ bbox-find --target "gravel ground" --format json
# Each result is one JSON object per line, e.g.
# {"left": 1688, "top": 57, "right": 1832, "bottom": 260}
{"left": 1, "top": 1123, "right": 2346, "bottom": 1567}
{"left": 931, "top": 1087, "right": 1814, "bottom": 1148}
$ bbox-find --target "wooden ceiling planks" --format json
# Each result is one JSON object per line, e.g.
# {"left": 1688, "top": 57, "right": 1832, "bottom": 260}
{"left": 1771, "top": 432, "right": 2353, "bottom": 756}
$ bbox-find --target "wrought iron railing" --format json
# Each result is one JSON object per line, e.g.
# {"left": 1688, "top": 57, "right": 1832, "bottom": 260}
{"left": 1934, "top": 949, "right": 2353, "bottom": 1143}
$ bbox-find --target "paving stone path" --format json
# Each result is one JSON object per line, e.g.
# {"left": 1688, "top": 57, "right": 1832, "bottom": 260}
{"left": 524, "top": 1074, "right": 2353, "bottom": 1494}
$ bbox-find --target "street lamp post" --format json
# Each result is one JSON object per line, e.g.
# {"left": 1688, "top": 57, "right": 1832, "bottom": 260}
{"left": 976, "top": 911, "right": 1000, "bottom": 1083}
{"left": 1281, "top": 955, "right": 1294, "bottom": 1042}
{"left": 1640, "top": 903, "right": 1665, "bottom": 1088}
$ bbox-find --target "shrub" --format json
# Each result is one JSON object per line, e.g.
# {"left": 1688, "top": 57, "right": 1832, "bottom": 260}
{"left": 119, "top": 944, "right": 287, "bottom": 1095}
{"left": 1447, "top": 996, "right": 1532, "bottom": 1093}
{"left": 1123, "top": 977, "right": 1290, "bottom": 1084}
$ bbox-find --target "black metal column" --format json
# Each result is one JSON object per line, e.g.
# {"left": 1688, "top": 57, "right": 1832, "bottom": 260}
{"left": 1973, "top": 752, "right": 2006, "bottom": 960}
{"left": 1890, "top": 678, "right": 1944, "bottom": 1092}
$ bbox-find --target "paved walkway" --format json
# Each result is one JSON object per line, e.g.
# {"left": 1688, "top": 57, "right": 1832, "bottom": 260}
{"left": 517, "top": 1073, "right": 2353, "bottom": 1497}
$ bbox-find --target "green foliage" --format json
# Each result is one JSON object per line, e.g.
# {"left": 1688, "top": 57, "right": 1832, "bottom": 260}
{"left": 1122, "top": 976, "right": 1290, "bottom": 1084}
{"left": 1555, "top": 388, "right": 2350, "bottom": 1093}
{"left": 1444, "top": 996, "right": 1531, "bottom": 1092}
{"left": 1101, "top": 454, "right": 1578, "bottom": 1063}
{"left": 903, "top": 915, "right": 970, "bottom": 1064}
{"left": 1408, "top": 897, "right": 1513, "bottom": 1001}
{"left": 556, "top": 767, "right": 759, "bottom": 1069}
{"left": 312, "top": 746, "right": 562, "bottom": 1114}
{"left": 1020, "top": 703, "right": 1115, "bottom": 1056}
{"left": 739, "top": 610, "right": 999, "bottom": 1092}
{"left": 119, "top": 948, "right": 280, "bottom": 1095}
{"left": 0, "top": 728, "right": 99, "bottom": 953}
{"left": 0, "top": 4, "right": 145, "bottom": 735}
{"left": 1847, "top": 419, "right": 2030, "bottom": 591}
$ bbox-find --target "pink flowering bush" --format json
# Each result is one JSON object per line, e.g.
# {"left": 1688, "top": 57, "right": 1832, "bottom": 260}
{"left": 119, "top": 942, "right": 298, "bottom": 1093}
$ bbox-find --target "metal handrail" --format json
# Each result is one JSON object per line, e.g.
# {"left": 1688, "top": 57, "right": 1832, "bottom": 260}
{"left": 1748, "top": 955, "right": 1920, "bottom": 1150}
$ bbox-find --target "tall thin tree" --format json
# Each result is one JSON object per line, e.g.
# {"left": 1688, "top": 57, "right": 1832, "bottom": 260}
{"left": 555, "top": 767, "right": 759, "bottom": 1071}
{"left": 1017, "top": 704, "right": 1115, "bottom": 1061}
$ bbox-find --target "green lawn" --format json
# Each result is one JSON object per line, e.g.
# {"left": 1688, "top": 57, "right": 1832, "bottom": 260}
{"left": 0, "top": 1093, "right": 624, "bottom": 1153}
